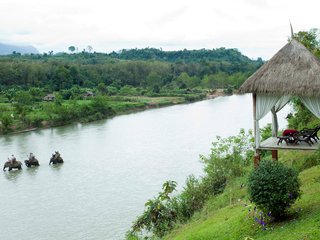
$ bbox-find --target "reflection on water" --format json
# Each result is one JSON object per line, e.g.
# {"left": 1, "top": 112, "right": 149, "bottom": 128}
{"left": 25, "top": 167, "right": 39, "bottom": 177}
{"left": 0, "top": 95, "right": 291, "bottom": 240}
{"left": 3, "top": 169, "right": 23, "bottom": 182}
{"left": 49, "top": 163, "right": 63, "bottom": 172}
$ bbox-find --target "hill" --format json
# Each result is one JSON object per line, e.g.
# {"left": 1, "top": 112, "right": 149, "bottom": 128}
{"left": 165, "top": 164, "right": 320, "bottom": 240}
{"left": 108, "top": 47, "right": 264, "bottom": 63}
{"left": 0, "top": 43, "right": 39, "bottom": 55}
{"left": 0, "top": 48, "right": 262, "bottom": 90}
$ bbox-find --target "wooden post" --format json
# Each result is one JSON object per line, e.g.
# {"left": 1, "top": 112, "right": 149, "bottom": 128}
{"left": 254, "top": 150, "right": 260, "bottom": 168}
{"left": 271, "top": 150, "right": 278, "bottom": 161}
{"left": 253, "top": 93, "right": 260, "bottom": 167}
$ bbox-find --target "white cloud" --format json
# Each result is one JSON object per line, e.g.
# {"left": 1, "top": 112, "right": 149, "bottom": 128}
{"left": 1, "top": 0, "right": 320, "bottom": 59}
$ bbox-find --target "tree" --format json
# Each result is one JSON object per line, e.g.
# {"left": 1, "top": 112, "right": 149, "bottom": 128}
{"left": 294, "top": 28, "right": 320, "bottom": 55}
{"left": 68, "top": 46, "right": 76, "bottom": 53}
{"left": 87, "top": 45, "right": 93, "bottom": 53}
{"left": 0, "top": 113, "right": 13, "bottom": 133}
{"left": 146, "top": 72, "right": 163, "bottom": 87}
{"left": 97, "top": 82, "right": 108, "bottom": 95}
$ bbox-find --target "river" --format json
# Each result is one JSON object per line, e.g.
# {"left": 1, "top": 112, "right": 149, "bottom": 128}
{"left": 0, "top": 94, "right": 291, "bottom": 240}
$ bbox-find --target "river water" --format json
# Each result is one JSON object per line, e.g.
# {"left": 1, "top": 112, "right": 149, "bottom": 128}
{"left": 0, "top": 94, "right": 290, "bottom": 240}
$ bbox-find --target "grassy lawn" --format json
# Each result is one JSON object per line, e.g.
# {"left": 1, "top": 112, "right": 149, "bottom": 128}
{"left": 165, "top": 165, "right": 320, "bottom": 240}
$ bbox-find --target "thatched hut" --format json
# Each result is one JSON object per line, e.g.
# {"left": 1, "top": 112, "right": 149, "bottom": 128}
{"left": 239, "top": 38, "right": 320, "bottom": 164}
{"left": 239, "top": 39, "right": 320, "bottom": 96}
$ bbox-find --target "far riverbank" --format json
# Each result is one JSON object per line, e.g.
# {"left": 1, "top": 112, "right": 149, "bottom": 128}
{"left": 1, "top": 90, "right": 229, "bottom": 135}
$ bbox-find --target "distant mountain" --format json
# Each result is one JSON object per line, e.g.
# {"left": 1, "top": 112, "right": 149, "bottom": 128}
{"left": 0, "top": 43, "right": 39, "bottom": 55}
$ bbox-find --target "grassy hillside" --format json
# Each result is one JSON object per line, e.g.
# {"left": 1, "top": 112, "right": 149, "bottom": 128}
{"left": 165, "top": 163, "right": 320, "bottom": 240}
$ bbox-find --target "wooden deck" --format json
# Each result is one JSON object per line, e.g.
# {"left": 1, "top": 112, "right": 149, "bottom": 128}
{"left": 258, "top": 137, "right": 320, "bottom": 151}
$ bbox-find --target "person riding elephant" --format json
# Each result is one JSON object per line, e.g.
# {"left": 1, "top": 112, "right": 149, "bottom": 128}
{"left": 54, "top": 151, "right": 60, "bottom": 160}
{"left": 49, "top": 151, "right": 64, "bottom": 165}
{"left": 3, "top": 159, "right": 22, "bottom": 171}
{"left": 29, "top": 153, "right": 35, "bottom": 162}
{"left": 24, "top": 153, "right": 40, "bottom": 167}
{"left": 10, "top": 154, "right": 16, "bottom": 164}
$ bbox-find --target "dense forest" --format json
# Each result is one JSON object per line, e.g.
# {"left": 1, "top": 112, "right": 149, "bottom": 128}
{"left": 0, "top": 48, "right": 262, "bottom": 92}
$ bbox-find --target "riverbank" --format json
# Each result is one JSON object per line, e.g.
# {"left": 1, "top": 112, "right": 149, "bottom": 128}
{"left": 1, "top": 92, "right": 223, "bottom": 135}
{"left": 0, "top": 89, "right": 234, "bottom": 135}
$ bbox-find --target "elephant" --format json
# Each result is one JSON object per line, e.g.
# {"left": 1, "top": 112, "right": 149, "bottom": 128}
{"left": 49, "top": 153, "right": 64, "bottom": 165}
{"left": 24, "top": 158, "right": 40, "bottom": 168}
{"left": 3, "top": 161, "right": 22, "bottom": 171}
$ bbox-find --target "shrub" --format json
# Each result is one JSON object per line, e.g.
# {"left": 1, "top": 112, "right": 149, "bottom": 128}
{"left": 248, "top": 160, "right": 301, "bottom": 220}
{"left": 130, "top": 181, "right": 178, "bottom": 238}
{"left": 177, "top": 175, "right": 208, "bottom": 221}
{"left": 0, "top": 113, "right": 13, "bottom": 133}
{"left": 201, "top": 173, "right": 227, "bottom": 196}
{"left": 297, "top": 148, "right": 320, "bottom": 171}
{"left": 201, "top": 129, "right": 254, "bottom": 179}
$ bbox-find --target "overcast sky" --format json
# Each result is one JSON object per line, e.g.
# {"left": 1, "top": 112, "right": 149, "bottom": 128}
{"left": 1, "top": 0, "right": 319, "bottom": 59}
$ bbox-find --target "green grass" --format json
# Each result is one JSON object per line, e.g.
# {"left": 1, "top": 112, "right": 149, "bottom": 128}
{"left": 165, "top": 165, "right": 320, "bottom": 240}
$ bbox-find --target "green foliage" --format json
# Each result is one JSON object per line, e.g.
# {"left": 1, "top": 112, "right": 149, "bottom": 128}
{"left": 287, "top": 98, "right": 320, "bottom": 130}
{"left": 165, "top": 166, "right": 320, "bottom": 240}
{"left": 0, "top": 112, "right": 13, "bottom": 133}
{"left": 90, "top": 96, "right": 113, "bottom": 115}
{"left": 287, "top": 29, "right": 320, "bottom": 130}
{"left": 128, "top": 130, "right": 254, "bottom": 239}
{"left": 294, "top": 28, "right": 320, "bottom": 56}
{"left": 68, "top": 46, "right": 76, "bottom": 53}
{"left": 14, "top": 90, "right": 34, "bottom": 105}
{"left": 97, "top": 82, "right": 108, "bottom": 95}
{"left": 201, "top": 129, "right": 254, "bottom": 179}
{"left": 299, "top": 154, "right": 320, "bottom": 171}
{"left": 260, "top": 124, "right": 272, "bottom": 141}
{"left": 119, "top": 85, "right": 140, "bottom": 96}
{"left": 223, "top": 87, "right": 233, "bottom": 95}
{"left": 177, "top": 175, "right": 209, "bottom": 221}
{"left": 248, "top": 160, "right": 301, "bottom": 220}
{"left": 109, "top": 47, "right": 262, "bottom": 66}
{"left": 0, "top": 47, "right": 261, "bottom": 92}
{"left": 130, "top": 180, "right": 178, "bottom": 238}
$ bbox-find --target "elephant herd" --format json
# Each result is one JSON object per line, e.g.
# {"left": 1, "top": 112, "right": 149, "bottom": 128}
{"left": 3, "top": 151, "right": 64, "bottom": 171}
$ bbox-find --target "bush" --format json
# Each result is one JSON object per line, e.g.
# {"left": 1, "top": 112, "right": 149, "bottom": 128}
{"left": 248, "top": 160, "right": 301, "bottom": 220}
{"left": 296, "top": 148, "right": 320, "bottom": 171}
{"left": 177, "top": 175, "right": 208, "bottom": 221}
{"left": 201, "top": 173, "right": 227, "bottom": 196}
{"left": 130, "top": 181, "right": 178, "bottom": 238}
{"left": 201, "top": 129, "right": 254, "bottom": 179}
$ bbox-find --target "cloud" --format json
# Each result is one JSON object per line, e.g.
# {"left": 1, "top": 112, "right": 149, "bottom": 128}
{"left": 1, "top": 0, "right": 320, "bottom": 59}
{"left": 148, "top": 5, "right": 190, "bottom": 28}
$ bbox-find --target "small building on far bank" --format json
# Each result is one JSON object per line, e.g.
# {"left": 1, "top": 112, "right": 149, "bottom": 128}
{"left": 83, "top": 91, "right": 95, "bottom": 99}
{"left": 43, "top": 94, "right": 55, "bottom": 101}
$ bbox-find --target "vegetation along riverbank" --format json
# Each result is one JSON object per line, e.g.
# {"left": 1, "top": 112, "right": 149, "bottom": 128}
{"left": 0, "top": 47, "right": 262, "bottom": 134}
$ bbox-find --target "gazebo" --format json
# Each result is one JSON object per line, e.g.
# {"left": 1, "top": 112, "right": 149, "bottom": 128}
{"left": 239, "top": 37, "right": 320, "bottom": 165}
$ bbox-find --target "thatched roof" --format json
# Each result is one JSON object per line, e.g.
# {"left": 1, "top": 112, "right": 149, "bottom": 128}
{"left": 239, "top": 39, "right": 320, "bottom": 96}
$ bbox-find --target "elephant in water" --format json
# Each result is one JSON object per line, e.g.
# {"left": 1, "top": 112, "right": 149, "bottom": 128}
{"left": 49, "top": 152, "right": 64, "bottom": 165}
{"left": 24, "top": 158, "right": 40, "bottom": 168}
{"left": 3, "top": 161, "right": 22, "bottom": 171}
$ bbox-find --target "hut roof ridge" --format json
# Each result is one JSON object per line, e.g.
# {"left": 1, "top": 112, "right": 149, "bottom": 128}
{"left": 239, "top": 39, "right": 320, "bottom": 96}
